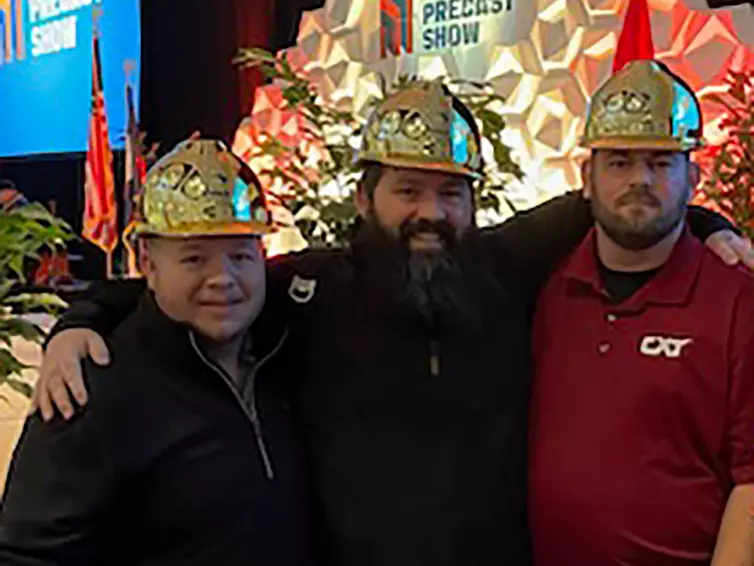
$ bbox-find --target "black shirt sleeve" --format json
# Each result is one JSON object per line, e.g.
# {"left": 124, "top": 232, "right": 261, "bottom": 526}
{"left": 47, "top": 279, "right": 147, "bottom": 344}
{"left": 686, "top": 204, "right": 737, "bottom": 241}
{"left": 480, "top": 191, "right": 592, "bottom": 307}
{"left": 0, "top": 375, "right": 116, "bottom": 564}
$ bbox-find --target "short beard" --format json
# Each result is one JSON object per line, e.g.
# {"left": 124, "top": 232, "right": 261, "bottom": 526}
{"left": 591, "top": 182, "right": 690, "bottom": 251}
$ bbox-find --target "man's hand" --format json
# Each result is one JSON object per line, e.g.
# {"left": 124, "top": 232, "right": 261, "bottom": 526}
{"left": 31, "top": 329, "right": 110, "bottom": 422}
{"left": 706, "top": 231, "right": 754, "bottom": 270}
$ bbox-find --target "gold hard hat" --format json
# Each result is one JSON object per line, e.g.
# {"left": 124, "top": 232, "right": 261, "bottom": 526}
{"left": 583, "top": 60, "right": 704, "bottom": 152}
{"left": 135, "top": 138, "right": 274, "bottom": 237}
{"left": 356, "top": 81, "right": 484, "bottom": 179}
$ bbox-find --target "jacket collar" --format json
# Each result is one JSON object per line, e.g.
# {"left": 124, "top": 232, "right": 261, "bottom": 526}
{"left": 563, "top": 226, "right": 705, "bottom": 311}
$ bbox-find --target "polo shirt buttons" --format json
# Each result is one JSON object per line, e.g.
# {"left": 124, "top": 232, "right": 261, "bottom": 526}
{"left": 606, "top": 314, "right": 618, "bottom": 323}
{"left": 598, "top": 342, "right": 611, "bottom": 355}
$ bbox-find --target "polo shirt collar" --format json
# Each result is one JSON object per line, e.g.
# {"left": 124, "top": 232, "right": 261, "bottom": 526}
{"left": 563, "top": 226, "right": 705, "bottom": 309}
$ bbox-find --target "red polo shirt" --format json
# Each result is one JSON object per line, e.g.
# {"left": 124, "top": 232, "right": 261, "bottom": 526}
{"left": 529, "top": 229, "right": 754, "bottom": 566}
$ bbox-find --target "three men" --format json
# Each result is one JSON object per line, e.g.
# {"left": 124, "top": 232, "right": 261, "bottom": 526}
{"left": 529, "top": 60, "right": 754, "bottom": 565}
{"left": 24, "top": 80, "right": 751, "bottom": 565}
{"left": 0, "top": 140, "right": 316, "bottom": 565}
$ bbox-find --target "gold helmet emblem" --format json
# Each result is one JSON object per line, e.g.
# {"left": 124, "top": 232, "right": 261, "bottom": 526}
{"left": 583, "top": 60, "right": 704, "bottom": 152}
{"left": 356, "top": 81, "right": 484, "bottom": 179}
{"left": 135, "top": 138, "right": 274, "bottom": 238}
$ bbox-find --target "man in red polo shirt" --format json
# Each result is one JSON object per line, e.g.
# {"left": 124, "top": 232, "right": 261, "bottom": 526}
{"left": 529, "top": 60, "right": 754, "bottom": 566}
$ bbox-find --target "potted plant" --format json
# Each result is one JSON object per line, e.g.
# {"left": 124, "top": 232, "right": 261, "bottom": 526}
{"left": 0, "top": 204, "right": 72, "bottom": 399}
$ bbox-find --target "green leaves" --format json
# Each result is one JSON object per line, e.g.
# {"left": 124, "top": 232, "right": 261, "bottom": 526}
{"left": 0, "top": 203, "right": 72, "bottom": 278}
{"left": 0, "top": 203, "right": 72, "bottom": 397}
{"left": 0, "top": 350, "right": 31, "bottom": 380}
{"left": 4, "top": 378, "right": 33, "bottom": 398}
{"left": 0, "top": 317, "right": 45, "bottom": 343}
{"left": 4, "top": 293, "right": 68, "bottom": 313}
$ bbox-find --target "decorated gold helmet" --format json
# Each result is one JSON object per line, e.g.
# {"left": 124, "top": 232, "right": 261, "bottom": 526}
{"left": 135, "top": 138, "right": 274, "bottom": 237}
{"left": 583, "top": 60, "right": 704, "bottom": 152}
{"left": 356, "top": 80, "right": 484, "bottom": 179}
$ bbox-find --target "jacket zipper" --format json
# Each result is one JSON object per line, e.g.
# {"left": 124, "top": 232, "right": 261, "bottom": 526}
{"left": 189, "top": 330, "right": 288, "bottom": 481}
{"left": 429, "top": 339, "right": 441, "bottom": 377}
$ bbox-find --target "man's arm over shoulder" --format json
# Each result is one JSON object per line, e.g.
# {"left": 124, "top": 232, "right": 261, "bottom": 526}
{"left": 686, "top": 206, "right": 737, "bottom": 243}
{"left": 481, "top": 191, "right": 591, "bottom": 303}
{"left": 0, "top": 365, "right": 117, "bottom": 564}
{"left": 49, "top": 279, "right": 146, "bottom": 343}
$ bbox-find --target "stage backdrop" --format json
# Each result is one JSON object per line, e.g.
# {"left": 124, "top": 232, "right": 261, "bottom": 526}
{"left": 240, "top": 0, "right": 754, "bottom": 216}
{"left": 0, "top": 0, "right": 141, "bottom": 157}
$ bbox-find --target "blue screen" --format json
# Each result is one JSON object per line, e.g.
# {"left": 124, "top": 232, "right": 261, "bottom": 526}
{"left": 0, "top": 0, "right": 140, "bottom": 157}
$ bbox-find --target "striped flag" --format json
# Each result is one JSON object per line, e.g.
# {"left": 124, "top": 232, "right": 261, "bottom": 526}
{"left": 83, "top": 32, "right": 118, "bottom": 258}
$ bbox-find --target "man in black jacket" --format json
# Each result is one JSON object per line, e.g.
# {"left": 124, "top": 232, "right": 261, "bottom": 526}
{"left": 30, "top": 82, "right": 750, "bottom": 566}
{"left": 0, "top": 140, "right": 316, "bottom": 565}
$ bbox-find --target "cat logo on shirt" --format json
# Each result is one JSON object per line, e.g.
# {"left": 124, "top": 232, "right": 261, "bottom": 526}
{"left": 639, "top": 336, "right": 693, "bottom": 359}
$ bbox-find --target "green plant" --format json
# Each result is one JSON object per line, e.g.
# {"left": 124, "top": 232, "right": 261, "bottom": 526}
{"left": 696, "top": 67, "right": 754, "bottom": 238}
{"left": 234, "top": 48, "right": 524, "bottom": 247}
{"left": 0, "top": 204, "right": 72, "bottom": 399}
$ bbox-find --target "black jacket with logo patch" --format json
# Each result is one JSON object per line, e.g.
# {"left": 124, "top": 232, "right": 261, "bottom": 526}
{"left": 38, "top": 194, "right": 730, "bottom": 566}
{"left": 0, "top": 293, "right": 318, "bottom": 566}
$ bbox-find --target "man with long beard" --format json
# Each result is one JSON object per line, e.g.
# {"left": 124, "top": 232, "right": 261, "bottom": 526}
{"left": 28, "top": 80, "right": 751, "bottom": 565}
{"left": 529, "top": 60, "right": 754, "bottom": 566}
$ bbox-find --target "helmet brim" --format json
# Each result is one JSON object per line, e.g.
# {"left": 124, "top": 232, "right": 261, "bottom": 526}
{"left": 356, "top": 155, "right": 484, "bottom": 180}
{"left": 582, "top": 136, "right": 704, "bottom": 152}
{"left": 135, "top": 221, "right": 276, "bottom": 238}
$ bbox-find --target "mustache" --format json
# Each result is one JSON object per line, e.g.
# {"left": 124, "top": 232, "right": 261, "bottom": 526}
{"left": 399, "top": 218, "right": 456, "bottom": 246}
{"left": 616, "top": 186, "right": 661, "bottom": 207}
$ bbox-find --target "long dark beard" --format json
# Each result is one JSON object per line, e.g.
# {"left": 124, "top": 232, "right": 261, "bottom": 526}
{"left": 358, "top": 215, "right": 478, "bottom": 329}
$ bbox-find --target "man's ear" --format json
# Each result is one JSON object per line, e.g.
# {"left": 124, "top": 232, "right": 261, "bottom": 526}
{"left": 581, "top": 159, "right": 594, "bottom": 200}
{"left": 688, "top": 161, "right": 701, "bottom": 198}
{"left": 139, "top": 238, "right": 157, "bottom": 290}
{"left": 355, "top": 182, "right": 371, "bottom": 219}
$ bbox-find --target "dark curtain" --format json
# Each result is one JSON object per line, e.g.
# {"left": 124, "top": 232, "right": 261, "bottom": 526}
{"left": 139, "top": 0, "right": 323, "bottom": 148}
{"left": 140, "top": 0, "right": 266, "bottom": 148}
{"left": 270, "top": 0, "right": 326, "bottom": 54}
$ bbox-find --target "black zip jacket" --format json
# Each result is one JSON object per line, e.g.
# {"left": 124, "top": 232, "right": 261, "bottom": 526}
{"left": 0, "top": 293, "right": 317, "bottom": 566}
{"left": 38, "top": 194, "right": 732, "bottom": 566}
